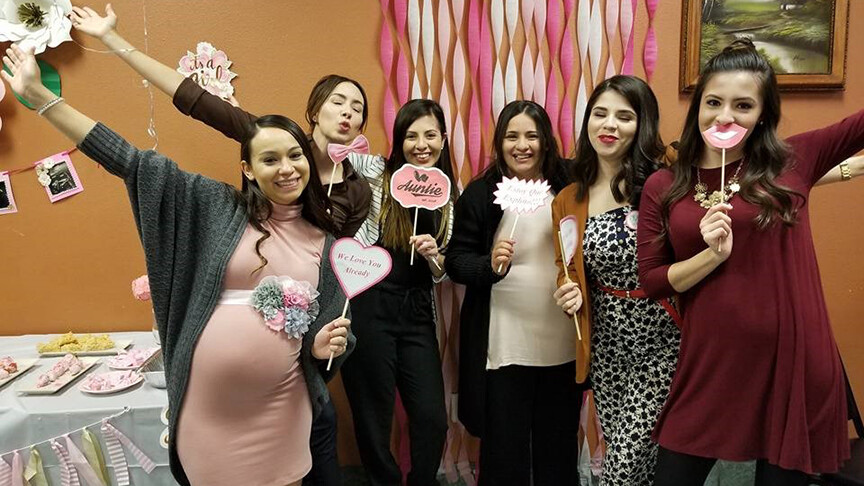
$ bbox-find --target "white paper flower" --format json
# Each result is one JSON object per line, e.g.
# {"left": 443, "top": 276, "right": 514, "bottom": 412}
{"left": 37, "top": 172, "right": 51, "bottom": 186}
{"left": 0, "top": 0, "right": 73, "bottom": 54}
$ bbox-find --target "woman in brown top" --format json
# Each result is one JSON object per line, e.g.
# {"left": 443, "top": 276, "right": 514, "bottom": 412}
{"left": 72, "top": 5, "right": 371, "bottom": 239}
{"left": 72, "top": 5, "right": 368, "bottom": 485}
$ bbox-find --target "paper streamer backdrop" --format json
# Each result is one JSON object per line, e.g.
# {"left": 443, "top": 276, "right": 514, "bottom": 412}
{"left": 378, "top": 0, "right": 656, "bottom": 187}
{"left": 376, "top": 0, "right": 657, "bottom": 479}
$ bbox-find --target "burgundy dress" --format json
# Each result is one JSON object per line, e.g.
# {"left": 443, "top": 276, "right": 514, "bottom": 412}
{"left": 176, "top": 203, "right": 325, "bottom": 485}
{"left": 637, "top": 109, "right": 864, "bottom": 474}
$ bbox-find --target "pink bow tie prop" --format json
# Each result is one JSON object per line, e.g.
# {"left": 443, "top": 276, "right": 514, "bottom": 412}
{"left": 327, "top": 238, "right": 393, "bottom": 369}
{"left": 702, "top": 123, "right": 747, "bottom": 251}
{"left": 557, "top": 216, "right": 582, "bottom": 340}
{"left": 326, "top": 135, "right": 370, "bottom": 197}
{"left": 389, "top": 165, "right": 451, "bottom": 268}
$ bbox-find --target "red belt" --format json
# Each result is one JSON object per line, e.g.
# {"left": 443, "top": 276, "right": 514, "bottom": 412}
{"left": 595, "top": 284, "right": 682, "bottom": 328}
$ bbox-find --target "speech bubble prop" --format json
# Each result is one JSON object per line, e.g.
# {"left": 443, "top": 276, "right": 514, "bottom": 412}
{"left": 559, "top": 216, "right": 579, "bottom": 266}
{"left": 493, "top": 177, "right": 550, "bottom": 214}
{"left": 177, "top": 42, "right": 237, "bottom": 99}
{"left": 702, "top": 123, "right": 747, "bottom": 150}
{"left": 390, "top": 165, "right": 452, "bottom": 210}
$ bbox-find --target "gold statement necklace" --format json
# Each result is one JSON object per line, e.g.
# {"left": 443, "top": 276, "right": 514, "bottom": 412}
{"left": 693, "top": 160, "right": 743, "bottom": 209}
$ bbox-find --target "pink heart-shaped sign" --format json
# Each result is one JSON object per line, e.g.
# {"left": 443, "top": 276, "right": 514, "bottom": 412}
{"left": 389, "top": 165, "right": 451, "bottom": 210}
{"left": 329, "top": 238, "right": 393, "bottom": 299}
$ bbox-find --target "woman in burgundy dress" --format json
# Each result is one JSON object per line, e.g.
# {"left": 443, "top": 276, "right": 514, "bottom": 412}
{"left": 637, "top": 39, "right": 864, "bottom": 484}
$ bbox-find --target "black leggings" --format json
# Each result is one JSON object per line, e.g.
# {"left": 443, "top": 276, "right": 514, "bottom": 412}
{"left": 653, "top": 447, "right": 810, "bottom": 486}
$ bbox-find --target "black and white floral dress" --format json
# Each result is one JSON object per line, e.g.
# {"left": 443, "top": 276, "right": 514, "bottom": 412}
{"left": 582, "top": 205, "right": 680, "bottom": 486}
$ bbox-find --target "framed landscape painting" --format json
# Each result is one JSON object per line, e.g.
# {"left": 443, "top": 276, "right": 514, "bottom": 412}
{"left": 680, "top": 0, "right": 849, "bottom": 91}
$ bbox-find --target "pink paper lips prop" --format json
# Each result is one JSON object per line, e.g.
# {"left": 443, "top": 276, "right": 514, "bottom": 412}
{"left": 330, "top": 238, "right": 393, "bottom": 299}
{"left": 702, "top": 123, "right": 748, "bottom": 149}
{"left": 389, "top": 165, "right": 451, "bottom": 210}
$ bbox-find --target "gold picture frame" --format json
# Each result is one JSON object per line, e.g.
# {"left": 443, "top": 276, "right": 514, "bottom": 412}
{"left": 680, "top": 0, "right": 849, "bottom": 92}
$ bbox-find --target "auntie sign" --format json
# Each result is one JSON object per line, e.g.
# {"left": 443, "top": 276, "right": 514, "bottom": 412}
{"left": 389, "top": 165, "right": 451, "bottom": 210}
{"left": 390, "top": 165, "right": 451, "bottom": 266}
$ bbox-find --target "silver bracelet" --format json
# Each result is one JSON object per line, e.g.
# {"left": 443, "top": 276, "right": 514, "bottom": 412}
{"left": 37, "top": 96, "right": 65, "bottom": 116}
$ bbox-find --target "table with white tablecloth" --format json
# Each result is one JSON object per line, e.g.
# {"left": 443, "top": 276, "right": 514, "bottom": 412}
{"left": 0, "top": 331, "right": 180, "bottom": 485}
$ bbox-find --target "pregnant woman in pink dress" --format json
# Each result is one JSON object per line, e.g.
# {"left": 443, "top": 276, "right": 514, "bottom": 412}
{"left": 2, "top": 44, "right": 355, "bottom": 486}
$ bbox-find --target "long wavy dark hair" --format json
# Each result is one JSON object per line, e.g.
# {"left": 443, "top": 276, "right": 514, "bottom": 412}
{"left": 571, "top": 75, "right": 664, "bottom": 208}
{"left": 380, "top": 99, "right": 458, "bottom": 252}
{"left": 236, "top": 115, "right": 335, "bottom": 273}
{"left": 305, "top": 74, "right": 369, "bottom": 132}
{"left": 660, "top": 39, "right": 803, "bottom": 230}
{"left": 483, "top": 100, "right": 569, "bottom": 191}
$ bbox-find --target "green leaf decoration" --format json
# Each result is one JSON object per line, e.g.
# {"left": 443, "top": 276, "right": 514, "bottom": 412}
{"left": 1, "top": 60, "right": 61, "bottom": 109}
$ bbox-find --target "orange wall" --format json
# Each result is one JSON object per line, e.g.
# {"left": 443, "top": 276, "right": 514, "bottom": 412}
{"left": 1, "top": 0, "right": 862, "bottom": 456}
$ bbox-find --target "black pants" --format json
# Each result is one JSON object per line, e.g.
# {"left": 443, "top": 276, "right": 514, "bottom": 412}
{"left": 341, "top": 286, "right": 448, "bottom": 486}
{"left": 653, "top": 446, "right": 811, "bottom": 486}
{"left": 479, "top": 362, "right": 584, "bottom": 486}
{"left": 303, "top": 398, "right": 342, "bottom": 486}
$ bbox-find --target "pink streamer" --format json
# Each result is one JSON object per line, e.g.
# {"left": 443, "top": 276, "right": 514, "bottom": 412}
{"left": 452, "top": 0, "right": 465, "bottom": 35}
{"left": 422, "top": 0, "right": 435, "bottom": 93}
{"left": 545, "top": 0, "right": 562, "bottom": 132}
{"left": 520, "top": 0, "right": 535, "bottom": 99}
{"left": 64, "top": 435, "right": 105, "bottom": 486}
{"left": 10, "top": 452, "right": 22, "bottom": 486}
{"left": 560, "top": 20, "right": 574, "bottom": 87}
{"left": 533, "top": 0, "right": 546, "bottom": 45}
{"left": 643, "top": 0, "right": 659, "bottom": 82}
{"left": 559, "top": 89, "right": 574, "bottom": 153}
{"left": 479, "top": 0, "right": 494, "bottom": 131}
{"left": 643, "top": 27, "right": 658, "bottom": 83}
{"left": 467, "top": 0, "right": 481, "bottom": 79}
{"left": 51, "top": 440, "right": 80, "bottom": 486}
{"left": 383, "top": 90, "right": 396, "bottom": 149}
{"left": 394, "top": 0, "right": 408, "bottom": 39}
{"left": 546, "top": 74, "right": 560, "bottom": 135}
{"left": 467, "top": 95, "right": 482, "bottom": 175}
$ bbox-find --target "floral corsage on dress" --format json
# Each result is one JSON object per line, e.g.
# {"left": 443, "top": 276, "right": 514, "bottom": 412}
{"left": 251, "top": 276, "right": 319, "bottom": 339}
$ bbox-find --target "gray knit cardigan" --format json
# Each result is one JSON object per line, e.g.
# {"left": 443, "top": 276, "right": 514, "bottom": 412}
{"left": 79, "top": 123, "right": 355, "bottom": 485}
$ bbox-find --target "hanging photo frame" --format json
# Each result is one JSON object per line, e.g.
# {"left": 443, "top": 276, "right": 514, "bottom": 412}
{"left": 0, "top": 172, "right": 17, "bottom": 214}
{"left": 34, "top": 152, "right": 83, "bottom": 203}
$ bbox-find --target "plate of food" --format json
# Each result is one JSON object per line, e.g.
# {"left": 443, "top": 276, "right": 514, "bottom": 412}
{"left": 17, "top": 355, "right": 100, "bottom": 395}
{"left": 36, "top": 333, "right": 132, "bottom": 357}
{"left": 79, "top": 370, "right": 144, "bottom": 395}
{"left": 106, "top": 347, "right": 161, "bottom": 370}
{"left": 0, "top": 357, "right": 38, "bottom": 389}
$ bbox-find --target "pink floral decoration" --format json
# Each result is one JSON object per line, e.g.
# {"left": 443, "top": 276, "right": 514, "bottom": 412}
{"left": 131, "top": 275, "right": 151, "bottom": 301}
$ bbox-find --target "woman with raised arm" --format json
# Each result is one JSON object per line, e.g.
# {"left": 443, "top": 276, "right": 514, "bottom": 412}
{"left": 3, "top": 44, "right": 354, "bottom": 486}
{"left": 637, "top": 39, "right": 864, "bottom": 485}
{"left": 70, "top": 4, "right": 371, "bottom": 239}
{"left": 551, "top": 75, "right": 679, "bottom": 485}
{"left": 70, "top": 6, "right": 369, "bottom": 484}
{"left": 445, "top": 100, "right": 584, "bottom": 486}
